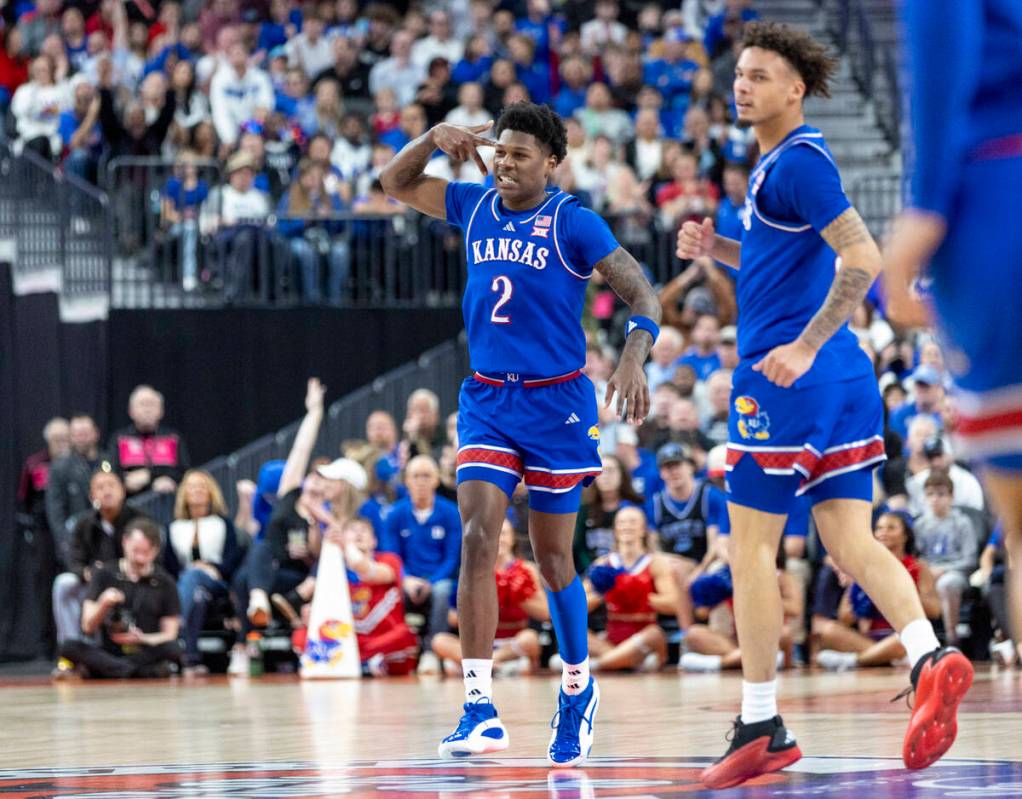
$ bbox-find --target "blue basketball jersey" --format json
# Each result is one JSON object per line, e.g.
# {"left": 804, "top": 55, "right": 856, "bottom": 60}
{"left": 738, "top": 125, "right": 873, "bottom": 387}
{"left": 445, "top": 182, "right": 620, "bottom": 376}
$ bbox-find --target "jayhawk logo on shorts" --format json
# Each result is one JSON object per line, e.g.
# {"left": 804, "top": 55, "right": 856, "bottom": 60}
{"left": 587, "top": 425, "right": 600, "bottom": 440}
{"left": 735, "top": 395, "right": 771, "bottom": 440}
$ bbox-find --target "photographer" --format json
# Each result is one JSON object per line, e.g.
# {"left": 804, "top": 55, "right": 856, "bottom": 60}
{"left": 60, "top": 519, "right": 182, "bottom": 679}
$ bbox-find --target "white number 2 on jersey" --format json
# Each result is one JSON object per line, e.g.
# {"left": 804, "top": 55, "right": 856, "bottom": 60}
{"left": 490, "top": 275, "right": 513, "bottom": 324}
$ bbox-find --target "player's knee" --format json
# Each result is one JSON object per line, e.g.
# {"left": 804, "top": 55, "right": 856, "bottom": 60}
{"left": 460, "top": 518, "right": 499, "bottom": 564}
{"left": 536, "top": 552, "right": 574, "bottom": 590}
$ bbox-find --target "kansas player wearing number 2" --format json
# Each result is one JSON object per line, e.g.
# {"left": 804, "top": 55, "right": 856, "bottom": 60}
{"left": 380, "top": 102, "right": 660, "bottom": 767}
{"left": 675, "top": 24, "right": 971, "bottom": 790}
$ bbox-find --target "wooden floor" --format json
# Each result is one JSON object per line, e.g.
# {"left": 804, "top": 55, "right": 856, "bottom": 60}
{"left": 1, "top": 665, "right": 1020, "bottom": 797}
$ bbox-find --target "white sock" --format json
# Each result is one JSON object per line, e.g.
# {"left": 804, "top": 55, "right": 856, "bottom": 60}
{"left": 899, "top": 618, "right": 941, "bottom": 668}
{"left": 741, "top": 679, "right": 778, "bottom": 724}
{"left": 462, "top": 658, "right": 493, "bottom": 703}
{"left": 561, "top": 658, "right": 590, "bottom": 695}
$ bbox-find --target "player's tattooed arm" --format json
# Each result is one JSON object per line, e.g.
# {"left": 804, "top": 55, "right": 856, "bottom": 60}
{"left": 799, "top": 207, "right": 883, "bottom": 352}
{"left": 595, "top": 246, "right": 661, "bottom": 423}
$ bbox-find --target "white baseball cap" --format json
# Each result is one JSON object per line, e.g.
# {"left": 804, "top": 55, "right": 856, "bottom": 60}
{"left": 317, "top": 457, "right": 368, "bottom": 491}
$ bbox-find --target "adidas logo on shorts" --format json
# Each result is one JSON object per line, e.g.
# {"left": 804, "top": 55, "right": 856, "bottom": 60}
{"left": 565, "top": 413, "right": 580, "bottom": 424}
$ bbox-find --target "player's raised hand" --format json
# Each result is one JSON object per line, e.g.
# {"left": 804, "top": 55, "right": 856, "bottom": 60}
{"left": 882, "top": 210, "right": 944, "bottom": 329}
{"left": 752, "top": 339, "right": 817, "bottom": 388}
{"left": 604, "top": 357, "right": 650, "bottom": 425}
{"left": 305, "top": 377, "right": 325, "bottom": 413}
{"left": 676, "top": 217, "right": 715, "bottom": 260}
{"left": 432, "top": 121, "right": 494, "bottom": 175}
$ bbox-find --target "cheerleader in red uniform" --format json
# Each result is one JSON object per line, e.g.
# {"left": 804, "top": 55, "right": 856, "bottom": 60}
{"left": 815, "top": 512, "right": 941, "bottom": 671}
{"left": 293, "top": 517, "right": 420, "bottom": 676}
{"left": 583, "top": 506, "right": 679, "bottom": 672}
{"left": 432, "top": 519, "right": 548, "bottom": 674}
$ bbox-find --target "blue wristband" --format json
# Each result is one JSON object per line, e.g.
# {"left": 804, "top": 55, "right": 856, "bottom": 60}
{"left": 626, "top": 315, "right": 660, "bottom": 343}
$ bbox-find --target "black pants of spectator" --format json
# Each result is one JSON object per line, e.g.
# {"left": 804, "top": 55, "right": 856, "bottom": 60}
{"left": 988, "top": 565, "right": 1009, "bottom": 637}
{"left": 60, "top": 639, "right": 182, "bottom": 678}
{"left": 232, "top": 540, "right": 307, "bottom": 637}
{"left": 216, "top": 225, "right": 272, "bottom": 304}
{"left": 22, "top": 135, "right": 54, "bottom": 161}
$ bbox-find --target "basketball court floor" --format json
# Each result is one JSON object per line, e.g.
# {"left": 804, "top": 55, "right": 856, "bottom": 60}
{"left": 1, "top": 666, "right": 1019, "bottom": 797}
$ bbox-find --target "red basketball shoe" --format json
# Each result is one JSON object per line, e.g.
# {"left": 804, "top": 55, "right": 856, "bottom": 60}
{"left": 901, "top": 646, "right": 974, "bottom": 770}
{"left": 700, "top": 715, "right": 802, "bottom": 790}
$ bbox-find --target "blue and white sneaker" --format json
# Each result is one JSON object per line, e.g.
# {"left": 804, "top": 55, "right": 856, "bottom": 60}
{"left": 437, "top": 699, "right": 510, "bottom": 759}
{"left": 547, "top": 678, "right": 600, "bottom": 767}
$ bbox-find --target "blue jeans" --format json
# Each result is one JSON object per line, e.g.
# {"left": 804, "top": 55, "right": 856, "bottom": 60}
{"left": 178, "top": 567, "right": 228, "bottom": 665}
{"left": 170, "top": 219, "right": 199, "bottom": 286}
{"left": 289, "top": 236, "right": 351, "bottom": 305}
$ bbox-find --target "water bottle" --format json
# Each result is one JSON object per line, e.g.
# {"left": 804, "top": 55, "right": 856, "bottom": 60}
{"left": 246, "top": 631, "right": 264, "bottom": 677}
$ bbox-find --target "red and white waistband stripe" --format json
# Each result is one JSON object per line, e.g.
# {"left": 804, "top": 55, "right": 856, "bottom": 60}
{"left": 950, "top": 384, "right": 1022, "bottom": 457}
{"left": 473, "top": 369, "right": 582, "bottom": 387}
{"left": 524, "top": 467, "right": 601, "bottom": 492}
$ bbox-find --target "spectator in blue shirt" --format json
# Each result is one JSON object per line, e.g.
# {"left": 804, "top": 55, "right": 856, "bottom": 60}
{"left": 703, "top": 0, "right": 759, "bottom": 59}
{"left": 515, "top": 0, "right": 560, "bottom": 64}
{"left": 59, "top": 80, "right": 102, "bottom": 186}
{"left": 275, "top": 67, "right": 314, "bottom": 125}
{"left": 552, "top": 55, "right": 590, "bottom": 119}
{"left": 508, "top": 33, "right": 550, "bottom": 105}
{"left": 381, "top": 455, "right": 461, "bottom": 645}
{"left": 889, "top": 364, "right": 946, "bottom": 441}
{"left": 162, "top": 151, "right": 209, "bottom": 291}
{"left": 451, "top": 35, "right": 493, "bottom": 86}
{"left": 677, "top": 314, "right": 722, "bottom": 381}
{"left": 714, "top": 162, "right": 748, "bottom": 277}
{"left": 257, "top": 0, "right": 301, "bottom": 58}
{"left": 642, "top": 28, "right": 700, "bottom": 113}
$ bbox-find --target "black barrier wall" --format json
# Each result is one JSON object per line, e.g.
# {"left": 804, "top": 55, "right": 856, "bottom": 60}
{"left": 0, "top": 269, "right": 462, "bottom": 659}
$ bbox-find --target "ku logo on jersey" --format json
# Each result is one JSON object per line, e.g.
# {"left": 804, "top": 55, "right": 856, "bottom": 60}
{"left": 735, "top": 395, "right": 771, "bottom": 440}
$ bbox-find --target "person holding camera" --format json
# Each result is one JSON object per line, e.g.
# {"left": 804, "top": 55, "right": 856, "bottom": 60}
{"left": 59, "top": 519, "right": 182, "bottom": 679}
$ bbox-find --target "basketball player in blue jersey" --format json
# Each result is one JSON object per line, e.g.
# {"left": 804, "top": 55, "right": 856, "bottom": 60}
{"left": 676, "top": 23, "right": 972, "bottom": 789}
{"left": 380, "top": 102, "right": 661, "bottom": 767}
{"left": 886, "top": 0, "right": 1022, "bottom": 688}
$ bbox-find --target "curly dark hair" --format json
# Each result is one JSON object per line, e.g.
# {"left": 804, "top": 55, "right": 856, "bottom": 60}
{"left": 741, "top": 21, "right": 838, "bottom": 99}
{"left": 494, "top": 102, "right": 568, "bottom": 163}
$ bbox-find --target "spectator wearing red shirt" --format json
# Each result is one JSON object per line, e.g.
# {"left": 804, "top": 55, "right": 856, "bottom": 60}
{"left": 656, "top": 150, "right": 719, "bottom": 229}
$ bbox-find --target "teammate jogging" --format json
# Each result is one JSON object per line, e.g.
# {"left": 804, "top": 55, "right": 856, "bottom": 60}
{"left": 380, "top": 102, "right": 661, "bottom": 767}
{"left": 676, "top": 23, "right": 972, "bottom": 789}
{"left": 887, "top": 0, "right": 1022, "bottom": 677}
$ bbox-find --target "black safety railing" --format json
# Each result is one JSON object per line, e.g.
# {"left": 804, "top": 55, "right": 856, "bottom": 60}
{"left": 826, "top": 0, "right": 901, "bottom": 149}
{"left": 0, "top": 141, "right": 112, "bottom": 295}
{"left": 130, "top": 333, "right": 471, "bottom": 526}
{"left": 849, "top": 172, "right": 904, "bottom": 242}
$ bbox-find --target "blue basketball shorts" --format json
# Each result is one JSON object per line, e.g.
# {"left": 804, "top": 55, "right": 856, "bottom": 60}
{"left": 726, "top": 366, "right": 885, "bottom": 515}
{"left": 928, "top": 152, "right": 1022, "bottom": 472}
{"left": 456, "top": 369, "right": 602, "bottom": 514}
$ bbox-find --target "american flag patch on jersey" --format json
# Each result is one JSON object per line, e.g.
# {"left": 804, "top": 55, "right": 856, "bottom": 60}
{"left": 532, "top": 215, "right": 552, "bottom": 238}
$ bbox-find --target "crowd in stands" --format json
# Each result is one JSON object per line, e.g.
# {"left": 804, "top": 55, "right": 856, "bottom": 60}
{"left": 0, "top": 0, "right": 760, "bottom": 300}
{"left": 17, "top": 290, "right": 1010, "bottom": 679}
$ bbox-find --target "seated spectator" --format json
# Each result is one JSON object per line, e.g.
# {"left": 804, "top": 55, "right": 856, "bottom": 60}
{"left": 301, "top": 77, "right": 344, "bottom": 138}
{"left": 681, "top": 546, "right": 800, "bottom": 672}
{"left": 432, "top": 519, "right": 547, "bottom": 675}
{"left": 884, "top": 414, "right": 939, "bottom": 510}
{"left": 914, "top": 469, "right": 980, "bottom": 645}
{"left": 109, "top": 385, "right": 190, "bottom": 496}
{"left": 380, "top": 455, "right": 461, "bottom": 669}
{"left": 451, "top": 35, "right": 493, "bottom": 86}
{"left": 275, "top": 66, "right": 314, "bottom": 124}
{"left": 10, "top": 55, "right": 68, "bottom": 159}
{"left": 678, "top": 313, "right": 722, "bottom": 381}
{"left": 60, "top": 519, "right": 181, "bottom": 679}
{"left": 646, "top": 443, "right": 726, "bottom": 629}
{"left": 96, "top": 56, "right": 175, "bottom": 159}
{"left": 62, "top": 7, "right": 88, "bottom": 73}
{"left": 656, "top": 151, "right": 718, "bottom": 229}
{"left": 906, "top": 437, "right": 985, "bottom": 518}
{"left": 59, "top": 81, "right": 102, "bottom": 186}
{"left": 580, "top": 0, "right": 628, "bottom": 54}
{"left": 401, "top": 388, "right": 445, "bottom": 460}
{"left": 214, "top": 150, "right": 271, "bottom": 302}
{"left": 552, "top": 56, "right": 591, "bottom": 119}
{"left": 701, "top": 369, "right": 732, "bottom": 446}
{"left": 330, "top": 112, "right": 372, "bottom": 185}
{"left": 165, "top": 470, "right": 244, "bottom": 675}
{"left": 971, "top": 525, "right": 1016, "bottom": 665}
{"left": 642, "top": 27, "right": 700, "bottom": 113}
{"left": 412, "top": 10, "right": 463, "bottom": 70}
{"left": 681, "top": 107, "right": 725, "bottom": 186}
{"left": 573, "top": 454, "right": 645, "bottom": 573}
{"left": 703, "top": 0, "right": 758, "bottom": 59}
{"left": 508, "top": 33, "right": 549, "bottom": 105}
{"left": 46, "top": 413, "right": 105, "bottom": 549}
{"left": 379, "top": 101, "right": 428, "bottom": 153}
{"left": 889, "top": 364, "right": 946, "bottom": 441}
{"left": 210, "top": 40, "right": 274, "bottom": 151}
{"left": 615, "top": 425, "right": 660, "bottom": 499}
{"left": 277, "top": 158, "right": 351, "bottom": 306}
{"left": 625, "top": 108, "right": 665, "bottom": 182}
{"left": 717, "top": 324, "right": 739, "bottom": 369}
{"left": 314, "top": 36, "right": 371, "bottom": 104}
{"left": 483, "top": 58, "right": 517, "bottom": 117}
{"left": 574, "top": 82, "right": 633, "bottom": 145}
{"left": 18, "top": 0, "right": 62, "bottom": 57}
{"left": 582, "top": 506, "right": 677, "bottom": 672}
{"left": 415, "top": 56, "right": 458, "bottom": 129}
{"left": 714, "top": 162, "right": 748, "bottom": 271}
{"left": 444, "top": 81, "right": 490, "bottom": 133}
{"left": 52, "top": 467, "right": 148, "bottom": 651}
{"left": 0, "top": 28, "right": 29, "bottom": 111}
{"left": 18, "top": 417, "right": 69, "bottom": 537}
{"left": 815, "top": 512, "right": 941, "bottom": 670}
{"left": 286, "top": 11, "right": 332, "bottom": 80}
{"left": 640, "top": 382, "right": 682, "bottom": 451}
{"left": 666, "top": 396, "right": 714, "bottom": 461}
{"left": 645, "top": 326, "right": 684, "bottom": 396}
{"left": 161, "top": 151, "right": 209, "bottom": 292}
{"left": 369, "top": 29, "right": 424, "bottom": 108}
{"left": 295, "top": 516, "right": 420, "bottom": 676}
